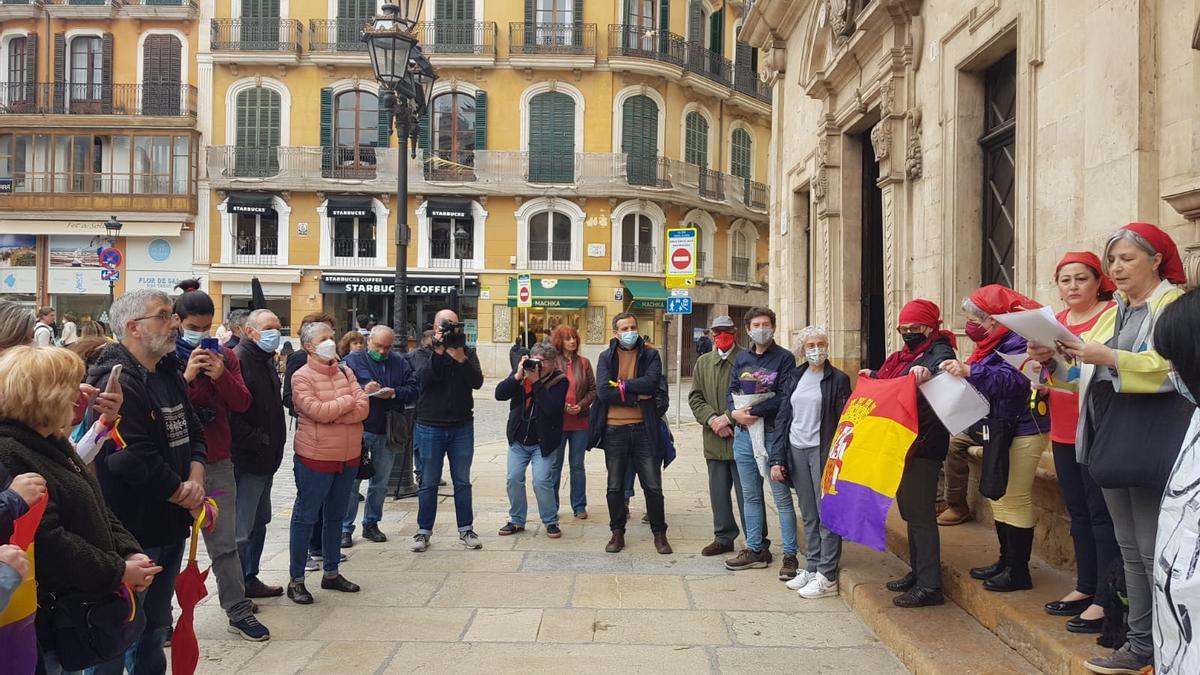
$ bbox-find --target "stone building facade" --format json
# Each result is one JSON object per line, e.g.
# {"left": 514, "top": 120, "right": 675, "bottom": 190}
{"left": 742, "top": 0, "right": 1200, "bottom": 372}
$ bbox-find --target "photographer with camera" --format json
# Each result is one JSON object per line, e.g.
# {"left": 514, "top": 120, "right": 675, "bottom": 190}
{"left": 410, "top": 309, "right": 485, "bottom": 553}
{"left": 496, "top": 341, "right": 569, "bottom": 537}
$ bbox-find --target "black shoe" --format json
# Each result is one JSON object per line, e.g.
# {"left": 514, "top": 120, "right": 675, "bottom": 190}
{"left": 287, "top": 581, "right": 313, "bottom": 605}
{"left": 340, "top": 532, "right": 353, "bottom": 549}
{"left": 362, "top": 525, "right": 387, "bottom": 543}
{"left": 1066, "top": 615, "right": 1104, "bottom": 634}
{"left": 320, "top": 574, "right": 361, "bottom": 593}
{"left": 983, "top": 567, "right": 1033, "bottom": 592}
{"left": 439, "top": 479, "right": 447, "bottom": 486}
{"left": 886, "top": 572, "right": 917, "bottom": 593}
{"left": 244, "top": 576, "right": 284, "bottom": 598}
{"left": 498, "top": 522, "right": 525, "bottom": 536}
{"left": 969, "top": 559, "right": 1006, "bottom": 580}
{"left": 893, "top": 586, "right": 945, "bottom": 608}
{"left": 545, "top": 524, "right": 562, "bottom": 539}
{"left": 1046, "top": 597, "right": 1093, "bottom": 616}
{"left": 357, "top": 493, "right": 365, "bottom": 502}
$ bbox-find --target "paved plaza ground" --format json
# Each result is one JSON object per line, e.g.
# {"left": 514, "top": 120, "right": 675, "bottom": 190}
{"left": 190, "top": 382, "right": 907, "bottom": 674}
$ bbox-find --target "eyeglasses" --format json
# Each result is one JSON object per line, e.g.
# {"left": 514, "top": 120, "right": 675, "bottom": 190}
{"left": 896, "top": 324, "right": 926, "bottom": 334}
{"left": 133, "top": 312, "right": 173, "bottom": 323}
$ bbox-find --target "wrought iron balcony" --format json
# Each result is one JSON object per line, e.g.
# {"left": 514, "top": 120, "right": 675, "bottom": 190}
{"left": 425, "top": 149, "right": 476, "bottom": 182}
{"left": 697, "top": 251, "right": 708, "bottom": 276}
{"left": 626, "top": 155, "right": 671, "bottom": 188}
{"left": 427, "top": 239, "right": 474, "bottom": 268}
{"left": 211, "top": 18, "right": 303, "bottom": 52}
{"left": 0, "top": 82, "right": 197, "bottom": 116}
{"left": 125, "top": 0, "right": 198, "bottom": 6}
{"left": 744, "top": 179, "right": 768, "bottom": 211}
{"left": 528, "top": 240, "right": 574, "bottom": 270}
{"left": 730, "top": 256, "right": 750, "bottom": 282}
{"left": 233, "top": 235, "right": 279, "bottom": 266}
{"left": 620, "top": 245, "right": 658, "bottom": 273}
{"left": 415, "top": 21, "right": 497, "bottom": 55}
{"left": 332, "top": 237, "right": 377, "bottom": 267}
{"left": 698, "top": 167, "right": 726, "bottom": 201}
{"left": 308, "top": 19, "right": 367, "bottom": 52}
{"left": 509, "top": 23, "right": 597, "bottom": 55}
{"left": 608, "top": 24, "right": 771, "bottom": 104}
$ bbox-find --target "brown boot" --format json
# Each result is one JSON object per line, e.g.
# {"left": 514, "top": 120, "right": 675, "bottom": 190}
{"left": 605, "top": 531, "right": 625, "bottom": 553}
{"left": 937, "top": 503, "right": 971, "bottom": 526}
{"left": 653, "top": 532, "right": 672, "bottom": 555}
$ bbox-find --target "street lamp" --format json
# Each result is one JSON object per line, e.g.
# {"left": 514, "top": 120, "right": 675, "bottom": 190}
{"left": 453, "top": 224, "right": 469, "bottom": 312}
{"left": 364, "top": 2, "right": 436, "bottom": 353}
{"left": 104, "top": 215, "right": 122, "bottom": 312}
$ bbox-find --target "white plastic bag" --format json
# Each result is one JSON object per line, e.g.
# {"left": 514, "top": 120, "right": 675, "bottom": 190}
{"left": 732, "top": 392, "right": 775, "bottom": 478}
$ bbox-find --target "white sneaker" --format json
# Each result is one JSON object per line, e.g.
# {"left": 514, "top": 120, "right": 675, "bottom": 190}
{"left": 798, "top": 573, "right": 839, "bottom": 599}
{"left": 410, "top": 534, "right": 429, "bottom": 552}
{"left": 785, "top": 569, "right": 817, "bottom": 590}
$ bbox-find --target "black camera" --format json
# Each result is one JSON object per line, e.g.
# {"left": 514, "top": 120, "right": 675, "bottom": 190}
{"left": 437, "top": 319, "right": 467, "bottom": 349}
{"left": 522, "top": 357, "right": 542, "bottom": 371}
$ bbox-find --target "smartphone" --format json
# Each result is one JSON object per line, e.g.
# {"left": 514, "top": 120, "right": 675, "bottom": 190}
{"left": 106, "top": 364, "right": 122, "bottom": 392}
{"left": 200, "top": 337, "right": 220, "bottom": 352}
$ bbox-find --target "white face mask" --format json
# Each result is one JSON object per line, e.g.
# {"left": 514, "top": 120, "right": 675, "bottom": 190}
{"left": 805, "top": 347, "right": 828, "bottom": 365}
{"left": 315, "top": 339, "right": 338, "bottom": 361}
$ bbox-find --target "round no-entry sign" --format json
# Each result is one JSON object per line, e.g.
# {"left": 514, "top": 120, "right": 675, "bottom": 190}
{"left": 518, "top": 286, "right": 531, "bottom": 303}
{"left": 671, "top": 248, "right": 692, "bottom": 270}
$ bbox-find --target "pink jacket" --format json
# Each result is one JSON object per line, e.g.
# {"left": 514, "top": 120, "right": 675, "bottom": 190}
{"left": 292, "top": 356, "right": 369, "bottom": 463}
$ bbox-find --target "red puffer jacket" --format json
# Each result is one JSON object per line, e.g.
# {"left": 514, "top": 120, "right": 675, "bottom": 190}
{"left": 292, "top": 356, "right": 369, "bottom": 463}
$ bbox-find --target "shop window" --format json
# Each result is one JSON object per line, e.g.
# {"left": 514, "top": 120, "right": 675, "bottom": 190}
{"left": 235, "top": 212, "right": 279, "bottom": 264}
{"left": 620, "top": 213, "right": 656, "bottom": 272}
{"left": 528, "top": 210, "right": 572, "bottom": 270}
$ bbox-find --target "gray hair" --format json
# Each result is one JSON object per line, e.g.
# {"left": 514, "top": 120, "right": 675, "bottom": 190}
{"left": 530, "top": 340, "right": 558, "bottom": 362}
{"left": 246, "top": 309, "right": 277, "bottom": 330}
{"left": 0, "top": 300, "right": 35, "bottom": 351}
{"left": 300, "top": 320, "right": 333, "bottom": 347}
{"left": 1104, "top": 229, "right": 1161, "bottom": 276}
{"left": 794, "top": 325, "right": 829, "bottom": 349}
{"left": 227, "top": 309, "right": 250, "bottom": 330}
{"left": 110, "top": 289, "right": 170, "bottom": 340}
{"left": 369, "top": 325, "right": 395, "bottom": 342}
{"left": 961, "top": 297, "right": 988, "bottom": 320}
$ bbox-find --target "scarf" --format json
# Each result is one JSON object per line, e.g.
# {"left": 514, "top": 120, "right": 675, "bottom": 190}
{"left": 965, "top": 285, "right": 1041, "bottom": 364}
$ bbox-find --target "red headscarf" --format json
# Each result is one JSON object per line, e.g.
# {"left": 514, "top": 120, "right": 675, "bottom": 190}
{"left": 966, "top": 285, "right": 1042, "bottom": 363}
{"left": 1056, "top": 252, "right": 1116, "bottom": 294}
{"left": 1113, "top": 223, "right": 1187, "bottom": 286}
{"left": 876, "top": 299, "right": 956, "bottom": 379}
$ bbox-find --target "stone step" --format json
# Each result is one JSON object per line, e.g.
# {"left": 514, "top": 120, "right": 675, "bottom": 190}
{"left": 839, "top": 544, "right": 1039, "bottom": 674}
{"left": 883, "top": 510, "right": 1105, "bottom": 675}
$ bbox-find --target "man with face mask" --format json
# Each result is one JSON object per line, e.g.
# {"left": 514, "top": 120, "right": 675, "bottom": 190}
{"left": 689, "top": 315, "right": 764, "bottom": 557}
{"left": 723, "top": 307, "right": 795, "bottom": 571}
{"left": 87, "top": 289, "right": 209, "bottom": 674}
{"left": 591, "top": 312, "right": 671, "bottom": 554}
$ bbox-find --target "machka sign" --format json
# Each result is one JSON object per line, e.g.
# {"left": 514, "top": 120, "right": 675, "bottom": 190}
{"left": 665, "top": 227, "right": 697, "bottom": 289}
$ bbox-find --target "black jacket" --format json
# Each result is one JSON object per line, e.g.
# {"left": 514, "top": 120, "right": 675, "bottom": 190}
{"left": 496, "top": 369, "right": 569, "bottom": 456}
{"left": 769, "top": 363, "right": 852, "bottom": 472}
{"left": 282, "top": 347, "right": 309, "bottom": 417}
{"left": 0, "top": 421, "right": 142, "bottom": 646}
{"left": 589, "top": 338, "right": 667, "bottom": 458}
{"left": 231, "top": 340, "right": 287, "bottom": 476}
{"left": 415, "top": 347, "right": 484, "bottom": 426}
{"left": 726, "top": 342, "right": 798, "bottom": 429}
{"left": 0, "top": 462, "right": 25, "bottom": 544}
{"left": 869, "top": 336, "right": 958, "bottom": 461}
{"left": 85, "top": 343, "right": 207, "bottom": 547}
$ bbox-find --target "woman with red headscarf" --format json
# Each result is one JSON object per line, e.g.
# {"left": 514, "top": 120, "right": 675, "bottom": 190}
{"left": 941, "top": 285, "right": 1049, "bottom": 594}
{"left": 1035, "top": 253, "right": 1118, "bottom": 633}
{"left": 864, "top": 299, "right": 957, "bottom": 608}
{"left": 1030, "top": 223, "right": 1193, "bottom": 674}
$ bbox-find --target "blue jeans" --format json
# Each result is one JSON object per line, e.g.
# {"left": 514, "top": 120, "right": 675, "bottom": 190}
{"left": 733, "top": 427, "right": 770, "bottom": 552}
{"left": 507, "top": 442, "right": 558, "bottom": 526}
{"left": 91, "top": 539, "right": 186, "bottom": 675}
{"left": 415, "top": 422, "right": 475, "bottom": 535}
{"left": 552, "top": 429, "right": 589, "bottom": 514}
{"left": 289, "top": 456, "right": 357, "bottom": 580}
{"left": 343, "top": 432, "right": 396, "bottom": 534}
{"left": 769, "top": 473, "right": 799, "bottom": 556}
{"left": 235, "top": 469, "right": 274, "bottom": 582}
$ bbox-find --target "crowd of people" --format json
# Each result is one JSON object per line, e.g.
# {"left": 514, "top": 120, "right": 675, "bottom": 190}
{"left": 0, "top": 220, "right": 1197, "bottom": 674}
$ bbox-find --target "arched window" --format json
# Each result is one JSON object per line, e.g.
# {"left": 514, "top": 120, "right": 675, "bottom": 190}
{"left": 234, "top": 87, "right": 281, "bottom": 176}
{"left": 6, "top": 37, "right": 26, "bottom": 105}
{"left": 730, "top": 128, "right": 752, "bottom": 180}
{"left": 622, "top": 95, "right": 659, "bottom": 186}
{"left": 529, "top": 209, "right": 572, "bottom": 269}
{"left": 731, "top": 230, "right": 750, "bottom": 282}
{"left": 70, "top": 37, "right": 103, "bottom": 103}
{"left": 333, "top": 90, "right": 380, "bottom": 169}
{"left": 142, "top": 35, "right": 182, "bottom": 116}
{"left": 431, "top": 91, "right": 476, "bottom": 178}
{"left": 528, "top": 91, "right": 575, "bottom": 183}
{"left": 620, "top": 213, "right": 655, "bottom": 271}
{"left": 684, "top": 111, "right": 709, "bottom": 168}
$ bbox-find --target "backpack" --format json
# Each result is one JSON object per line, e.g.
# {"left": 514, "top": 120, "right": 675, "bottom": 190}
{"left": 34, "top": 323, "right": 58, "bottom": 347}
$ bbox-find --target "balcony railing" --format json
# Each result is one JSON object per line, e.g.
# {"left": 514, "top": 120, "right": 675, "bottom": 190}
{"left": 698, "top": 167, "right": 725, "bottom": 201}
{"left": 744, "top": 179, "right": 768, "bottom": 210}
{"left": 620, "top": 245, "right": 658, "bottom": 273}
{"left": 211, "top": 18, "right": 303, "bottom": 52}
{"left": 415, "top": 21, "right": 497, "bottom": 55}
{"left": 224, "top": 147, "right": 280, "bottom": 178}
{"left": 626, "top": 154, "right": 670, "bottom": 188}
{"left": 332, "top": 237, "right": 377, "bottom": 267}
{"left": 731, "top": 256, "right": 750, "bottom": 282}
{"left": 322, "top": 146, "right": 378, "bottom": 179}
{"left": 427, "top": 239, "right": 473, "bottom": 268}
{"left": 509, "top": 23, "right": 597, "bottom": 55}
{"left": 0, "top": 0, "right": 39, "bottom": 4}
{"left": 528, "top": 240, "right": 573, "bottom": 270}
{"left": 608, "top": 24, "right": 771, "bottom": 104}
{"left": 233, "top": 235, "right": 279, "bottom": 266}
{"left": 129, "top": 0, "right": 199, "bottom": 5}
{"left": 425, "top": 149, "right": 476, "bottom": 182}
{"left": 47, "top": 0, "right": 113, "bottom": 4}
{"left": 308, "top": 19, "right": 367, "bottom": 52}
{"left": 0, "top": 82, "right": 197, "bottom": 116}
{"left": 697, "top": 251, "right": 708, "bottom": 276}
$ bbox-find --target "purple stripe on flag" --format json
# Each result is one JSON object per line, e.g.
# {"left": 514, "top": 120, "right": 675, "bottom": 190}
{"left": 821, "top": 480, "right": 895, "bottom": 551}
{"left": 0, "top": 613, "right": 38, "bottom": 675}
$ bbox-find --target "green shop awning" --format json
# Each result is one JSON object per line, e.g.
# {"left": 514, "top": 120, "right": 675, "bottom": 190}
{"left": 507, "top": 277, "right": 590, "bottom": 308}
{"left": 622, "top": 279, "right": 668, "bottom": 310}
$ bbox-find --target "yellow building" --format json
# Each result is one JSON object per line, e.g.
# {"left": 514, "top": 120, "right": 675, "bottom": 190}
{"left": 198, "top": 0, "right": 772, "bottom": 377}
{"left": 0, "top": 1, "right": 200, "bottom": 321}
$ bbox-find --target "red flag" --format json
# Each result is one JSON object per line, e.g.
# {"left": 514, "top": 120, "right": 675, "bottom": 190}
{"left": 171, "top": 500, "right": 215, "bottom": 675}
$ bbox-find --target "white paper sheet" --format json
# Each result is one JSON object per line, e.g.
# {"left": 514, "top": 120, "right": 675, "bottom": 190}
{"left": 998, "top": 351, "right": 1045, "bottom": 383}
{"left": 918, "top": 374, "right": 990, "bottom": 436}
{"left": 990, "top": 306, "right": 1079, "bottom": 347}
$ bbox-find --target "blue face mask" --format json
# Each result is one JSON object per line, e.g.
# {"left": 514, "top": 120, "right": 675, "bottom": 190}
{"left": 255, "top": 329, "right": 281, "bottom": 353}
{"left": 1170, "top": 370, "right": 1197, "bottom": 407}
{"left": 180, "top": 329, "right": 207, "bottom": 347}
{"left": 618, "top": 330, "right": 639, "bottom": 348}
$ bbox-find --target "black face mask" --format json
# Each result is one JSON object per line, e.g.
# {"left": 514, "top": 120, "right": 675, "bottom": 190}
{"left": 901, "top": 332, "right": 928, "bottom": 351}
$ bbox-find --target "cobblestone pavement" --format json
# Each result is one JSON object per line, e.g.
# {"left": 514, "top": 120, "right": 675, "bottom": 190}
{"left": 190, "top": 381, "right": 907, "bottom": 674}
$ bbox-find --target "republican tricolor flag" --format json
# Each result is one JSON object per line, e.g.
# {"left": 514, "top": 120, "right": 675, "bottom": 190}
{"left": 0, "top": 492, "right": 48, "bottom": 674}
{"left": 820, "top": 376, "right": 919, "bottom": 551}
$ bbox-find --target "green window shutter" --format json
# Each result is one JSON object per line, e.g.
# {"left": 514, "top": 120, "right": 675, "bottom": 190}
{"left": 687, "top": 0, "right": 702, "bottom": 43}
{"left": 710, "top": 9, "right": 723, "bottom": 56}
{"left": 474, "top": 90, "right": 488, "bottom": 150}
{"left": 525, "top": 0, "right": 535, "bottom": 23}
{"left": 735, "top": 40, "right": 751, "bottom": 70}
{"left": 684, "top": 111, "right": 708, "bottom": 168}
{"left": 23, "top": 33, "right": 36, "bottom": 104}
{"left": 529, "top": 92, "right": 575, "bottom": 183}
{"left": 731, "top": 128, "right": 751, "bottom": 180}
{"left": 574, "top": 0, "right": 584, "bottom": 38}
{"left": 377, "top": 101, "right": 391, "bottom": 148}
{"left": 659, "top": 0, "right": 670, "bottom": 53}
{"left": 622, "top": 95, "right": 658, "bottom": 186}
{"left": 418, "top": 109, "right": 430, "bottom": 150}
{"left": 53, "top": 33, "right": 65, "bottom": 113}
{"left": 101, "top": 33, "right": 113, "bottom": 113}
{"left": 320, "top": 88, "right": 333, "bottom": 173}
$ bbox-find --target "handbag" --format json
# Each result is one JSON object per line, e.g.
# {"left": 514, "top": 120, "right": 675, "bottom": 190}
{"left": 43, "top": 587, "right": 146, "bottom": 670}
{"left": 1086, "top": 381, "right": 1194, "bottom": 490}
{"left": 357, "top": 449, "right": 376, "bottom": 480}
{"left": 978, "top": 417, "right": 1015, "bottom": 501}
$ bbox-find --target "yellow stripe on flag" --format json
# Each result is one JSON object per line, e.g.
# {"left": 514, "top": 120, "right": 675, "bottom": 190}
{"left": 0, "top": 543, "right": 36, "bottom": 628}
{"left": 833, "top": 417, "right": 916, "bottom": 496}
